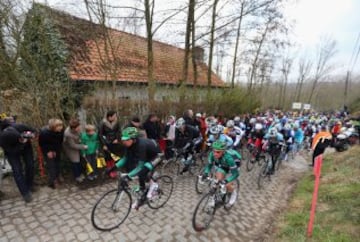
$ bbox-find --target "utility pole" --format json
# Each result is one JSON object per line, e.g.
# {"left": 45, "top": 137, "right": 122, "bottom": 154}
{"left": 344, "top": 71, "right": 350, "bottom": 107}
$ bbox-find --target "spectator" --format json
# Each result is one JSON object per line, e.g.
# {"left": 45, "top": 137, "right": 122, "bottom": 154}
{"left": 124, "top": 116, "right": 147, "bottom": 138}
{"left": 80, "top": 124, "right": 99, "bottom": 180}
{"left": 164, "top": 115, "right": 176, "bottom": 159}
{"left": 183, "top": 109, "right": 194, "bottom": 126}
{"left": 311, "top": 125, "right": 332, "bottom": 167}
{"left": 143, "top": 114, "right": 161, "bottom": 141}
{"left": 63, "top": 118, "right": 88, "bottom": 183}
{"left": 98, "top": 110, "right": 122, "bottom": 158}
{"left": 0, "top": 120, "right": 37, "bottom": 203}
{"left": 39, "top": 118, "right": 64, "bottom": 189}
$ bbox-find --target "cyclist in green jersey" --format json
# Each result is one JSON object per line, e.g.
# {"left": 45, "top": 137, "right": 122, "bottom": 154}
{"left": 202, "top": 140, "right": 240, "bottom": 208}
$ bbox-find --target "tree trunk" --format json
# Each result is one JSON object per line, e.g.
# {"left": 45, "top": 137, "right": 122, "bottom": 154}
{"left": 207, "top": 0, "right": 219, "bottom": 89}
{"left": 144, "top": 0, "right": 155, "bottom": 103}
{"left": 231, "top": 2, "right": 244, "bottom": 88}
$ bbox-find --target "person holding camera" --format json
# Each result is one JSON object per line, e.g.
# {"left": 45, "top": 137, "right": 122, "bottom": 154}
{"left": 0, "top": 119, "right": 37, "bottom": 203}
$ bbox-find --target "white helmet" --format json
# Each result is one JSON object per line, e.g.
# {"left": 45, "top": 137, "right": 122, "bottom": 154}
{"left": 226, "top": 120, "right": 235, "bottom": 128}
{"left": 210, "top": 124, "right": 224, "bottom": 135}
{"left": 254, "top": 123, "right": 263, "bottom": 130}
{"left": 175, "top": 118, "right": 186, "bottom": 129}
{"left": 234, "top": 116, "right": 241, "bottom": 122}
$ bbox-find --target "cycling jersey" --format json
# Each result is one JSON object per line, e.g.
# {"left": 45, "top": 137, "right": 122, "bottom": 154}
{"left": 204, "top": 151, "right": 239, "bottom": 183}
{"left": 224, "top": 126, "right": 244, "bottom": 147}
{"left": 207, "top": 133, "right": 233, "bottom": 148}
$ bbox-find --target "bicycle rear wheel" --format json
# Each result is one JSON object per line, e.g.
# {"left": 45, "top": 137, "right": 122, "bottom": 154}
{"left": 192, "top": 193, "right": 216, "bottom": 232}
{"left": 147, "top": 175, "right": 174, "bottom": 209}
{"left": 91, "top": 189, "right": 132, "bottom": 231}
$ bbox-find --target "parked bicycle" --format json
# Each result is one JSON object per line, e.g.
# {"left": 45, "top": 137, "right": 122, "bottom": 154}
{"left": 91, "top": 156, "right": 174, "bottom": 231}
{"left": 192, "top": 177, "right": 240, "bottom": 231}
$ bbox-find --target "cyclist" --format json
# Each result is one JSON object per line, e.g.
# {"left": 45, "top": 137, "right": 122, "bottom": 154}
{"left": 106, "top": 127, "right": 161, "bottom": 209}
{"left": 201, "top": 141, "right": 239, "bottom": 208}
{"left": 248, "top": 123, "right": 265, "bottom": 161}
{"left": 174, "top": 118, "right": 203, "bottom": 174}
{"left": 207, "top": 124, "right": 233, "bottom": 148}
{"left": 263, "top": 128, "right": 284, "bottom": 174}
{"left": 224, "top": 120, "right": 244, "bottom": 150}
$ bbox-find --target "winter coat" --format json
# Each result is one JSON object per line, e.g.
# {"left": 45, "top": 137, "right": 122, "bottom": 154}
{"left": 63, "top": 127, "right": 86, "bottom": 163}
{"left": 143, "top": 120, "right": 161, "bottom": 140}
{"left": 0, "top": 124, "right": 36, "bottom": 154}
{"left": 80, "top": 132, "right": 99, "bottom": 156}
{"left": 38, "top": 126, "right": 64, "bottom": 155}
{"left": 98, "top": 118, "right": 121, "bottom": 146}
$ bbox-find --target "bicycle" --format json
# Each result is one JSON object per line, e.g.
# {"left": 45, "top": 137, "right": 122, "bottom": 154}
{"left": 192, "top": 177, "right": 240, "bottom": 231}
{"left": 243, "top": 143, "right": 265, "bottom": 172}
{"left": 91, "top": 156, "right": 174, "bottom": 231}
{"left": 161, "top": 147, "right": 203, "bottom": 178}
{"left": 257, "top": 142, "right": 285, "bottom": 189}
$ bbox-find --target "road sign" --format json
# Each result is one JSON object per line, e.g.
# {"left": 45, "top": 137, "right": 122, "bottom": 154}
{"left": 303, "top": 104, "right": 311, "bottom": 110}
{"left": 292, "top": 102, "right": 302, "bottom": 110}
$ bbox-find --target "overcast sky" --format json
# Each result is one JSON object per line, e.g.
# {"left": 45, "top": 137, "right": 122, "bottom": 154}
{"left": 37, "top": 0, "right": 360, "bottom": 77}
{"left": 284, "top": 0, "right": 360, "bottom": 76}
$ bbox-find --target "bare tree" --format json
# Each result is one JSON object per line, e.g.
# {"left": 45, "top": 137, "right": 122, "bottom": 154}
{"left": 207, "top": 0, "right": 219, "bottom": 88}
{"left": 278, "top": 55, "right": 293, "bottom": 108}
{"left": 307, "top": 37, "right": 337, "bottom": 104}
{"left": 295, "top": 57, "right": 312, "bottom": 102}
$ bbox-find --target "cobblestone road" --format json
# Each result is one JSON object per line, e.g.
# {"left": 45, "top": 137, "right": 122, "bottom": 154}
{"left": 0, "top": 155, "right": 309, "bottom": 242}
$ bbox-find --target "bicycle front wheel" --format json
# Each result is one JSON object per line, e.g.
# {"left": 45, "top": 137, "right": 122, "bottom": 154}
{"left": 192, "top": 193, "right": 216, "bottom": 232}
{"left": 147, "top": 175, "right": 174, "bottom": 209}
{"left": 91, "top": 189, "right": 132, "bottom": 231}
{"left": 257, "top": 162, "right": 269, "bottom": 190}
{"left": 161, "top": 159, "right": 180, "bottom": 177}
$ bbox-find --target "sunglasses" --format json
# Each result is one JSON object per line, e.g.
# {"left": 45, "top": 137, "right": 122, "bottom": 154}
{"left": 213, "top": 150, "right": 224, "bottom": 154}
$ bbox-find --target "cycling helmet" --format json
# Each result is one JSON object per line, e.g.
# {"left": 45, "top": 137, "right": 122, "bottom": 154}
{"left": 234, "top": 116, "right": 241, "bottom": 122}
{"left": 254, "top": 123, "right": 263, "bottom": 130}
{"left": 210, "top": 124, "right": 223, "bottom": 135}
{"left": 269, "top": 128, "right": 277, "bottom": 137}
{"left": 212, "top": 140, "right": 227, "bottom": 151}
{"left": 121, "top": 127, "right": 139, "bottom": 140}
{"left": 249, "top": 118, "right": 257, "bottom": 124}
{"left": 226, "top": 120, "right": 235, "bottom": 128}
{"left": 175, "top": 118, "right": 186, "bottom": 129}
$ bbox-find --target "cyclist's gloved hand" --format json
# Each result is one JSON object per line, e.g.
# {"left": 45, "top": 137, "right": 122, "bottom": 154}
{"left": 220, "top": 180, "right": 227, "bottom": 186}
{"left": 122, "top": 175, "right": 132, "bottom": 182}
{"left": 201, "top": 173, "right": 208, "bottom": 181}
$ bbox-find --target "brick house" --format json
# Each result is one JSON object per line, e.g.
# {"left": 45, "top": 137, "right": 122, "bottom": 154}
{"left": 43, "top": 5, "right": 225, "bottom": 103}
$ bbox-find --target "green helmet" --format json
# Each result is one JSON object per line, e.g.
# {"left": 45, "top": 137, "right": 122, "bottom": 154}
{"left": 121, "top": 127, "right": 139, "bottom": 141}
{"left": 212, "top": 140, "right": 227, "bottom": 151}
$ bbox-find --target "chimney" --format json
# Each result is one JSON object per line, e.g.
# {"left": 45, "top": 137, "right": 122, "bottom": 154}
{"left": 193, "top": 46, "right": 204, "bottom": 63}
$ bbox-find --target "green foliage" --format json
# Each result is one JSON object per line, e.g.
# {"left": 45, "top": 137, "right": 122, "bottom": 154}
{"left": 16, "top": 3, "right": 90, "bottom": 125}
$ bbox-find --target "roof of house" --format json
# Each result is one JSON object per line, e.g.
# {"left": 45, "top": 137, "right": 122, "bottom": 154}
{"left": 42, "top": 5, "right": 225, "bottom": 87}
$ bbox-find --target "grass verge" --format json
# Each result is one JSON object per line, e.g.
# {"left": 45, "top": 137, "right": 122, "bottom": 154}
{"left": 274, "top": 146, "right": 360, "bottom": 242}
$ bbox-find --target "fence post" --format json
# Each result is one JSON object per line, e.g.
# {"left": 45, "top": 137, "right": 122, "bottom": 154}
{"left": 307, "top": 154, "right": 323, "bottom": 237}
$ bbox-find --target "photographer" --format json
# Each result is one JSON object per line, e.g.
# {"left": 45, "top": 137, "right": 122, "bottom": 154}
{"left": 0, "top": 120, "right": 37, "bottom": 203}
